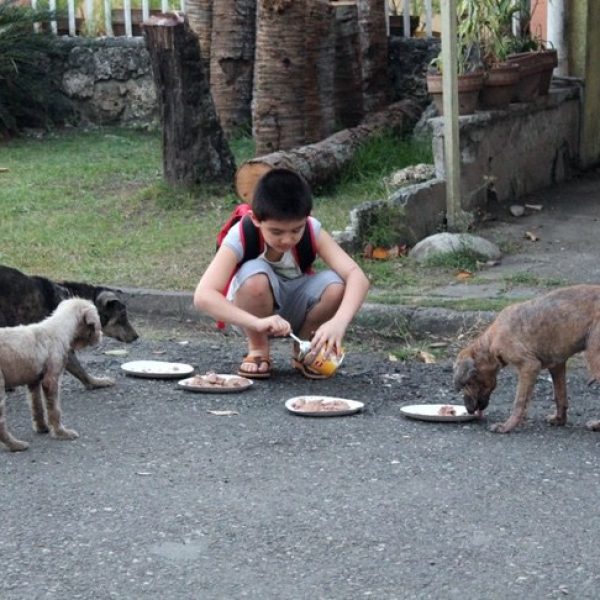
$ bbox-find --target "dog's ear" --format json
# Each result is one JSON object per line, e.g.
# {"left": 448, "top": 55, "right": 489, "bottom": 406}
{"left": 453, "top": 356, "right": 477, "bottom": 391}
{"left": 83, "top": 305, "right": 101, "bottom": 329}
{"left": 96, "top": 291, "right": 123, "bottom": 310}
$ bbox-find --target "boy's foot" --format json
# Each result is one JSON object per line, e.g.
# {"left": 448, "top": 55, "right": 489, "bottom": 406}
{"left": 238, "top": 354, "right": 272, "bottom": 379}
{"left": 291, "top": 357, "right": 329, "bottom": 380}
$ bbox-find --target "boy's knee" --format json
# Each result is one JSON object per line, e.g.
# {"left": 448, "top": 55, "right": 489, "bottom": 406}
{"left": 238, "top": 273, "right": 271, "bottom": 297}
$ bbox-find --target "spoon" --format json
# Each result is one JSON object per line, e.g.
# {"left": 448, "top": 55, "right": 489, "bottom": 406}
{"left": 289, "top": 332, "right": 312, "bottom": 357}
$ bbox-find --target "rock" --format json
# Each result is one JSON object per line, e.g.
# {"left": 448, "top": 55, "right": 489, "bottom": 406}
{"left": 409, "top": 232, "right": 502, "bottom": 263}
{"left": 385, "top": 163, "right": 436, "bottom": 188}
{"left": 510, "top": 204, "right": 525, "bottom": 217}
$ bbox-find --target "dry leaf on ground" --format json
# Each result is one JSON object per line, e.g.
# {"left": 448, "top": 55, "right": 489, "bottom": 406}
{"left": 456, "top": 270, "right": 472, "bottom": 281}
{"left": 524, "top": 231, "right": 540, "bottom": 241}
{"left": 207, "top": 410, "right": 239, "bottom": 416}
{"left": 416, "top": 350, "right": 436, "bottom": 364}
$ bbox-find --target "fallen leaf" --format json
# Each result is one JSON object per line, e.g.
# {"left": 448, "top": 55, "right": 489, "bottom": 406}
{"left": 104, "top": 349, "right": 129, "bottom": 357}
{"left": 416, "top": 350, "right": 436, "bottom": 364}
{"left": 152, "top": 350, "right": 167, "bottom": 355}
{"left": 363, "top": 242, "right": 374, "bottom": 258}
{"left": 524, "top": 231, "right": 540, "bottom": 241}
{"left": 429, "top": 341, "right": 448, "bottom": 348}
{"left": 372, "top": 246, "right": 390, "bottom": 260}
{"left": 455, "top": 270, "right": 472, "bottom": 281}
{"left": 388, "top": 353, "right": 398, "bottom": 362}
{"left": 207, "top": 410, "right": 239, "bottom": 416}
{"left": 525, "top": 203, "right": 543, "bottom": 211}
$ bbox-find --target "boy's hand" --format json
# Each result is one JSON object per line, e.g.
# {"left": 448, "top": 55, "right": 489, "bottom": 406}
{"left": 309, "top": 319, "right": 346, "bottom": 358}
{"left": 255, "top": 315, "right": 291, "bottom": 337}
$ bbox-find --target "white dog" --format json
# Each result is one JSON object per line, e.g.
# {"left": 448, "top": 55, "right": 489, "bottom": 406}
{"left": 0, "top": 298, "right": 102, "bottom": 452}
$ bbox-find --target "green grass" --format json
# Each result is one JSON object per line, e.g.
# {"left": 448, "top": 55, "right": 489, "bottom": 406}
{"left": 0, "top": 127, "right": 432, "bottom": 290}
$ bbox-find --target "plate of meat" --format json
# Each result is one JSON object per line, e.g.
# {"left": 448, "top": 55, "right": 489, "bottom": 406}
{"left": 178, "top": 372, "right": 253, "bottom": 393}
{"left": 121, "top": 360, "right": 194, "bottom": 379}
{"left": 399, "top": 404, "right": 477, "bottom": 422}
{"left": 285, "top": 396, "right": 364, "bottom": 417}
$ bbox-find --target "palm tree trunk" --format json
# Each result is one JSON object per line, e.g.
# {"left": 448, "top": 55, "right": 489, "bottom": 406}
{"left": 185, "top": 0, "right": 213, "bottom": 79}
{"left": 210, "top": 0, "right": 256, "bottom": 137}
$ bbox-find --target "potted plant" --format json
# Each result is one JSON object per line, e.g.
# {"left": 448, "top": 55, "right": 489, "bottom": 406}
{"left": 426, "top": 8, "right": 484, "bottom": 117}
{"left": 470, "top": 0, "right": 522, "bottom": 109}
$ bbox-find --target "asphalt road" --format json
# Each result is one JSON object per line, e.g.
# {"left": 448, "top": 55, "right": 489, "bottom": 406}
{"left": 2, "top": 320, "right": 600, "bottom": 600}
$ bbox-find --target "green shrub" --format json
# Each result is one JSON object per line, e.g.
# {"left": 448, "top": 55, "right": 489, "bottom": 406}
{"left": 0, "top": 1, "right": 72, "bottom": 135}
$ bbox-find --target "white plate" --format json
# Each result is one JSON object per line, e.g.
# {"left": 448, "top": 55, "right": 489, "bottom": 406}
{"left": 121, "top": 360, "right": 195, "bottom": 379}
{"left": 285, "top": 396, "right": 364, "bottom": 417}
{"left": 178, "top": 374, "right": 253, "bottom": 393}
{"left": 400, "top": 404, "right": 477, "bottom": 422}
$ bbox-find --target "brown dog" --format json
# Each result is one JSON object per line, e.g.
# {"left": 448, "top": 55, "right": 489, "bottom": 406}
{"left": 0, "top": 298, "right": 102, "bottom": 452}
{"left": 453, "top": 284, "right": 600, "bottom": 433}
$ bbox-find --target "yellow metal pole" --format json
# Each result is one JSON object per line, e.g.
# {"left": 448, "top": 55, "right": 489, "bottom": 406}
{"left": 440, "top": 0, "right": 461, "bottom": 230}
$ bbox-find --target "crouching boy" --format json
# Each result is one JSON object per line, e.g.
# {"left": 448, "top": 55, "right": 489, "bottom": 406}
{"left": 193, "top": 168, "right": 370, "bottom": 379}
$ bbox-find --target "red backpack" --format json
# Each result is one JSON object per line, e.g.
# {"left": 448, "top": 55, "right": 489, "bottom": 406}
{"left": 215, "top": 203, "right": 318, "bottom": 328}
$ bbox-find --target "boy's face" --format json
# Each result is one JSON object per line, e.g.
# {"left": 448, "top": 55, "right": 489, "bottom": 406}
{"left": 251, "top": 216, "right": 307, "bottom": 254}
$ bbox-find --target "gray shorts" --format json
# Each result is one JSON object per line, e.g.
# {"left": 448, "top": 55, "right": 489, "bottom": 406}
{"left": 229, "top": 259, "right": 344, "bottom": 333}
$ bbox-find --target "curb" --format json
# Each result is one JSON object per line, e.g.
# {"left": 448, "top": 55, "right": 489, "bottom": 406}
{"left": 120, "top": 287, "right": 497, "bottom": 340}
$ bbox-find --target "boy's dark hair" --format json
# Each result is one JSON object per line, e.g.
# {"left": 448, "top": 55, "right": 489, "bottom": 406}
{"left": 252, "top": 168, "right": 313, "bottom": 221}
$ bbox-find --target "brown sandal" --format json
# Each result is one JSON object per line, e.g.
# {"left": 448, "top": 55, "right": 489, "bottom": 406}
{"left": 238, "top": 355, "right": 272, "bottom": 379}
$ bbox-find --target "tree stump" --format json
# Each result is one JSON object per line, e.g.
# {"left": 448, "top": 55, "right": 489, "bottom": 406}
{"left": 143, "top": 13, "right": 236, "bottom": 186}
{"left": 253, "top": 0, "right": 335, "bottom": 155}
{"left": 210, "top": 0, "right": 256, "bottom": 137}
{"left": 235, "top": 99, "right": 421, "bottom": 200}
{"left": 356, "top": 0, "right": 390, "bottom": 112}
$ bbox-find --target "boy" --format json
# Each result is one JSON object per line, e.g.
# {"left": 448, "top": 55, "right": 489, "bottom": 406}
{"left": 193, "top": 168, "right": 370, "bottom": 379}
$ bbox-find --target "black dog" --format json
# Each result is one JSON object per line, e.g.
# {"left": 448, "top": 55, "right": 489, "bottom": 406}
{"left": 0, "top": 265, "right": 138, "bottom": 389}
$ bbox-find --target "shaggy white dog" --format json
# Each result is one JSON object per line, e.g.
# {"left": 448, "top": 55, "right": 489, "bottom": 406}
{"left": 0, "top": 298, "right": 102, "bottom": 452}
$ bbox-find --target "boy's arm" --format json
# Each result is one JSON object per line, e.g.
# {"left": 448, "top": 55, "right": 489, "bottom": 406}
{"left": 193, "top": 246, "right": 290, "bottom": 335}
{"left": 312, "top": 229, "right": 370, "bottom": 350}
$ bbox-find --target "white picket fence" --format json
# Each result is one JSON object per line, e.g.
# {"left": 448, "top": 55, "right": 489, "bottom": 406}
{"left": 30, "top": 0, "right": 185, "bottom": 37}
{"left": 30, "top": 0, "right": 436, "bottom": 39}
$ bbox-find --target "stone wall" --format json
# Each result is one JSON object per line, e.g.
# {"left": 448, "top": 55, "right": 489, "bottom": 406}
{"left": 53, "top": 35, "right": 436, "bottom": 129}
{"left": 57, "top": 37, "right": 157, "bottom": 128}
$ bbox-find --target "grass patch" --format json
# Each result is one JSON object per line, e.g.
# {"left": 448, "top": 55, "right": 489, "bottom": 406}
{"left": 0, "top": 127, "right": 432, "bottom": 291}
{"left": 500, "top": 272, "right": 567, "bottom": 288}
{"left": 423, "top": 247, "right": 487, "bottom": 271}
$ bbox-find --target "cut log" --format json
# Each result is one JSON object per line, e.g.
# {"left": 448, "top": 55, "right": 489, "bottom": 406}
{"left": 210, "top": 0, "right": 256, "bottom": 137}
{"left": 235, "top": 99, "right": 421, "bottom": 201}
{"left": 143, "top": 13, "right": 236, "bottom": 186}
{"left": 185, "top": 0, "right": 213, "bottom": 78}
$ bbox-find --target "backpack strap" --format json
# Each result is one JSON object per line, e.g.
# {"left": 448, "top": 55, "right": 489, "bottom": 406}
{"left": 240, "top": 214, "right": 263, "bottom": 262}
{"left": 293, "top": 218, "right": 317, "bottom": 273}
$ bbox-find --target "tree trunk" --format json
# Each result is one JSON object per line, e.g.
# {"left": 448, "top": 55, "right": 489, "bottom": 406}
{"left": 185, "top": 0, "right": 213, "bottom": 78}
{"left": 235, "top": 100, "right": 420, "bottom": 201}
{"left": 143, "top": 13, "right": 236, "bottom": 186}
{"left": 356, "top": 0, "right": 390, "bottom": 113}
{"left": 210, "top": 0, "right": 256, "bottom": 137}
{"left": 253, "top": 0, "right": 335, "bottom": 155}
{"left": 334, "top": 3, "right": 364, "bottom": 128}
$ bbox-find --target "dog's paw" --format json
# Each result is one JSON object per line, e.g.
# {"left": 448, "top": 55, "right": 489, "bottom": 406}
{"left": 33, "top": 422, "right": 49, "bottom": 434}
{"left": 546, "top": 413, "right": 567, "bottom": 426}
{"left": 488, "top": 422, "right": 512, "bottom": 433}
{"left": 51, "top": 427, "right": 79, "bottom": 441}
{"left": 585, "top": 419, "right": 600, "bottom": 431}
{"left": 85, "top": 376, "right": 115, "bottom": 390}
{"left": 8, "top": 439, "right": 29, "bottom": 452}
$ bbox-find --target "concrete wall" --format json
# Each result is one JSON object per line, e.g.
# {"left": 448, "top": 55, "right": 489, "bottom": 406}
{"left": 430, "top": 86, "right": 581, "bottom": 212}
{"left": 334, "top": 84, "right": 582, "bottom": 251}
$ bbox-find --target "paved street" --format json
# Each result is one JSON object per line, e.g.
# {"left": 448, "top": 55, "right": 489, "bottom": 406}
{"left": 2, "top": 323, "right": 600, "bottom": 600}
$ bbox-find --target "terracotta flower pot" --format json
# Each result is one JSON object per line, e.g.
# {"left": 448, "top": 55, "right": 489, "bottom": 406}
{"left": 480, "top": 62, "right": 521, "bottom": 110}
{"left": 426, "top": 71, "right": 484, "bottom": 116}
{"left": 508, "top": 50, "right": 558, "bottom": 102}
